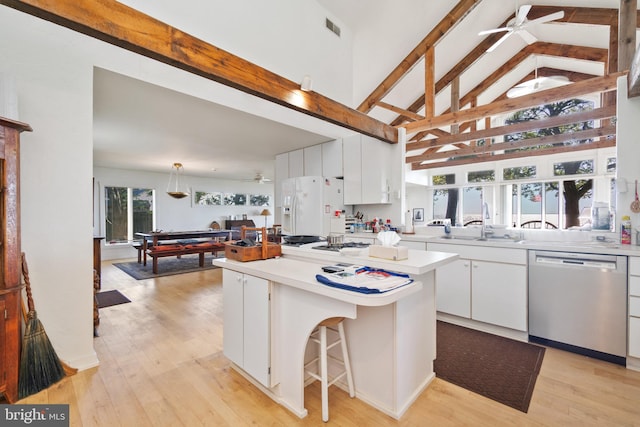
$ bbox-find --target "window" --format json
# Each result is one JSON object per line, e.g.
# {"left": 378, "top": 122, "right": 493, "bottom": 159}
{"left": 503, "top": 166, "right": 536, "bottom": 180}
{"left": 462, "top": 186, "right": 483, "bottom": 224}
{"left": 433, "top": 174, "right": 455, "bottom": 185}
{"left": 105, "top": 187, "right": 154, "bottom": 244}
{"left": 468, "top": 170, "right": 494, "bottom": 183}
{"left": 553, "top": 160, "right": 594, "bottom": 176}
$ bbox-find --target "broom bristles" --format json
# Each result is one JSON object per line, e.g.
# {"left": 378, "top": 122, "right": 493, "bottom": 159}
{"left": 18, "top": 312, "right": 66, "bottom": 399}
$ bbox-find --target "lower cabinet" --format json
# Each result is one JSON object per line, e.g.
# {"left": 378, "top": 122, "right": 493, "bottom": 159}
{"left": 629, "top": 257, "right": 640, "bottom": 359}
{"left": 471, "top": 261, "right": 527, "bottom": 331}
{"left": 430, "top": 243, "right": 527, "bottom": 332}
{"left": 435, "top": 258, "right": 471, "bottom": 318}
{"left": 222, "top": 269, "right": 272, "bottom": 387}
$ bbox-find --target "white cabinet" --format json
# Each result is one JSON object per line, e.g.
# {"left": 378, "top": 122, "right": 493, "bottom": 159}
{"left": 303, "top": 144, "right": 322, "bottom": 177}
{"left": 222, "top": 269, "right": 272, "bottom": 387}
{"left": 343, "top": 134, "right": 391, "bottom": 204}
{"left": 471, "top": 261, "right": 527, "bottom": 331}
{"left": 274, "top": 153, "right": 289, "bottom": 208}
{"left": 629, "top": 257, "right": 640, "bottom": 359}
{"left": 430, "top": 243, "right": 527, "bottom": 331}
{"left": 343, "top": 135, "right": 362, "bottom": 204}
{"left": 322, "top": 139, "right": 343, "bottom": 178}
{"left": 288, "top": 149, "right": 304, "bottom": 178}
{"left": 435, "top": 258, "right": 471, "bottom": 318}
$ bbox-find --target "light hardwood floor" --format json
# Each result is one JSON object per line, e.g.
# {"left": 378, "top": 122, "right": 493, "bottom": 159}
{"left": 17, "top": 259, "right": 640, "bottom": 426}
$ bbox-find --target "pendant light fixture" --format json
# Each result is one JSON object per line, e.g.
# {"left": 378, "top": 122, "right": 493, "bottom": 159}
{"left": 166, "top": 162, "right": 190, "bottom": 199}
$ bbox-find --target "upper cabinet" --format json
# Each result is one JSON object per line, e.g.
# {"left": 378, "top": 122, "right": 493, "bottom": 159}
{"left": 288, "top": 149, "right": 304, "bottom": 178}
{"left": 303, "top": 144, "right": 322, "bottom": 176}
{"left": 321, "top": 139, "right": 343, "bottom": 178}
{"left": 343, "top": 134, "right": 391, "bottom": 205}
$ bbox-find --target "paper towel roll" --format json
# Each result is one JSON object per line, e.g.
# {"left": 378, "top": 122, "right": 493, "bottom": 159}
{"left": 405, "top": 210, "right": 414, "bottom": 233}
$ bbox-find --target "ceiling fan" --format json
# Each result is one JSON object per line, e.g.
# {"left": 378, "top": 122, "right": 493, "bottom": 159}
{"left": 479, "top": 4, "right": 565, "bottom": 53}
{"left": 507, "top": 56, "right": 572, "bottom": 98}
{"left": 245, "top": 173, "right": 272, "bottom": 184}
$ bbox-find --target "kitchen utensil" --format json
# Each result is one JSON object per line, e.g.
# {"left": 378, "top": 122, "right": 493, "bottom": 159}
{"left": 282, "top": 235, "right": 321, "bottom": 244}
{"left": 632, "top": 180, "right": 640, "bottom": 213}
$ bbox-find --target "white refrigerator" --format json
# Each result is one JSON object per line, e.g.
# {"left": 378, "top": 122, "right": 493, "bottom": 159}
{"left": 281, "top": 176, "right": 345, "bottom": 236}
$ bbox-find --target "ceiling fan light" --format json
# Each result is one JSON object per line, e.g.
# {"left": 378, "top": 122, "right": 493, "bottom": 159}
{"left": 506, "top": 76, "right": 571, "bottom": 98}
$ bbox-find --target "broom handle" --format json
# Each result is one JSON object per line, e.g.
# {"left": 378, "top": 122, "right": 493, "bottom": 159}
{"left": 21, "top": 252, "right": 36, "bottom": 312}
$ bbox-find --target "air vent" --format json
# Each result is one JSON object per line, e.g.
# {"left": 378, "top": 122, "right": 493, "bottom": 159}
{"left": 325, "top": 18, "right": 341, "bottom": 37}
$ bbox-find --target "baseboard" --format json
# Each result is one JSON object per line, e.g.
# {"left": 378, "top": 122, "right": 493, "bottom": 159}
{"left": 436, "top": 312, "right": 528, "bottom": 342}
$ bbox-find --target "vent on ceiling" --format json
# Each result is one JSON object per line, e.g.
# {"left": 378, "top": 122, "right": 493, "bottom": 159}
{"left": 325, "top": 18, "right": 341, "bottom": 37}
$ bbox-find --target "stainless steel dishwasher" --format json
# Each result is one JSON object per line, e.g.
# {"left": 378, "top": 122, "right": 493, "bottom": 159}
{"left": 528, "top": 250, "right": 627, "bottom": 365}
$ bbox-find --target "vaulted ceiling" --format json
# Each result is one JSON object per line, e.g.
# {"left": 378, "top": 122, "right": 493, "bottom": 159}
{"left": 341, "top": 1, "right": 639, "bottom": 171}
{"left": 3, "top": 0, "right": 639, "bottom": 180}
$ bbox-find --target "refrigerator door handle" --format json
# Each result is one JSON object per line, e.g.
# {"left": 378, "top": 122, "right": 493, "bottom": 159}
{"left": 291, "top": 194, "right": 297, "bottom": 235}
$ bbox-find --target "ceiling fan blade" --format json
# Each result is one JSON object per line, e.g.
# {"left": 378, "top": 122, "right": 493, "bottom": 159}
{"left": 478, "top": 27, "right": 510, "bottom": 36}
{"left": 515, "top": 4, "right": 532, "bottom": 26}
{"left": 527, "top": 10, "right": 564, "bottom": 26}
{"left": 517, "top": 29, "right": 538, "bottom": 45}
{"left": 486, "top": 31, "right": 513, "bottom": 53}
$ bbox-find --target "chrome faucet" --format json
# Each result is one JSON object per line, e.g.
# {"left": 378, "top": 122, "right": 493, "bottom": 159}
{"left": 480, "top": 225, "right": 494, "bottom": 240}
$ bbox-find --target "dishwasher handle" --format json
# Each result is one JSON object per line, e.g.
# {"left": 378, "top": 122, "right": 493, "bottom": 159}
{"left": 534, "top": 255, "right": 617, "bottom": 270}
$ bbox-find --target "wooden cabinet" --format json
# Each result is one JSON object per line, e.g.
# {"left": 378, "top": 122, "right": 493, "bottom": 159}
{"left": 430, "top": 242, "right": 527, "bottom": 332}
{"left": 0, "top": 117, "right": 30, "bottom": 403}
{"left": 222, "top": 269, "right": 272, "bottom": 387}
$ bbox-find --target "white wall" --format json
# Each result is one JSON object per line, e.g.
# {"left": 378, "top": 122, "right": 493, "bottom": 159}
{"left": 0, "top": 1, "right": 356, "bottom": 370}
{"left": 94, "top": 167, "right": 274, "bottom": 260}
{"left": 616, "top": 76, "right": 640, "bottom": 242}
{"left": 118, "top": 0, "right": 355, "bottom": 105}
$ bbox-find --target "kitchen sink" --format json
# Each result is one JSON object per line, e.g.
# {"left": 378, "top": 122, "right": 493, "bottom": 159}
{"left": 437, "top": 235, "right": 524, "bottom": 243}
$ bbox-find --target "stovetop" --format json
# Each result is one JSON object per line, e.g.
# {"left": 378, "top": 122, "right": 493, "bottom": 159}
{"left": 311, "top": 242, "right": 370, "bottom": 252}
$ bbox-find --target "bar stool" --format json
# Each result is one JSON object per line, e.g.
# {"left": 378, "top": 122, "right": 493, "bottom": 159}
{"left": 304, "top": 317, "right": 355, "bottom": 422}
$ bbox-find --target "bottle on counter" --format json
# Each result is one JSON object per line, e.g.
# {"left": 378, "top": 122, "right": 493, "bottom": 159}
{"left": 621, "top": 215, "right": 632, "bottom": 244}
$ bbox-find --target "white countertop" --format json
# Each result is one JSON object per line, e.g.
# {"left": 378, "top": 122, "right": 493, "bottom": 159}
{"left": 281, "top": 241, "right": 457, "bottom": 275}
{"left": 213, "top": 244, "right": 457, "bottom": 306}
{"left": 347, "top": 231, "right": 640, "bottom": 256}
{"left": 213, "top": 256, "right": 425, "bottom": 306}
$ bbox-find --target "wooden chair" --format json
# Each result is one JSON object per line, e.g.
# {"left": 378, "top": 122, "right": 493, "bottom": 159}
{"left": 521, "top": 220, "right": 558, "bottom": 229}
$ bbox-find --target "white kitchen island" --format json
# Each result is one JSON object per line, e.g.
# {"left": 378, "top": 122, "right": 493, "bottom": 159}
{"left": 213, "top": 245, "right": 456, "bottom": 419}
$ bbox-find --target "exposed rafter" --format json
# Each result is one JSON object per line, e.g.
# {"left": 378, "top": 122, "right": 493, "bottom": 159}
{"left": 406, "top": 105, "right": 616, "bottom": 152}
{"left": 411, "top": 138, "right": 617, "bottom": 170}
{"left": 356, "top": 0, "right": 483, "bottom": 114}
{"left": 404, "top": 73, "right": 623, "bottom": 135}
{"left": 408, "top": 126, "right": 616, "bottom": 164}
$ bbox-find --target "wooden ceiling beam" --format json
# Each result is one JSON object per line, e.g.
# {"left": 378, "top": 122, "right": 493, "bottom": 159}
{"left": 405, "top": 72, "right": 623, "bottom": 134}
{"left": 406, "top": 105, "right": 617, "bottom": 152}
{"left": 630, "top": 45, "right": 640, "bottom": 97}
{"left": 393, "top": 42, "right": 608, "bottom": 130}
{"left": 376, "top": 101, "right": 424, "bottom": 122}
{"left": 356, "top": 0, "right": 483, "bottom": 113}
{"left": 619, "top": 0, "right": 638, "bottom": 72}
{"left": 411, "top": 138, "right": 617, "bottom": 170}
{"left": 0, "top": 0, "right": 398, "bottom": 143}
{"left": 407, "top": 125, "right": 616, "bottom": 163}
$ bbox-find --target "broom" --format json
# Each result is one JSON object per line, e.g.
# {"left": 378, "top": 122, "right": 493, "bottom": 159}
{"left": 18, "top": 253, "right": 72, "bottom": 399}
